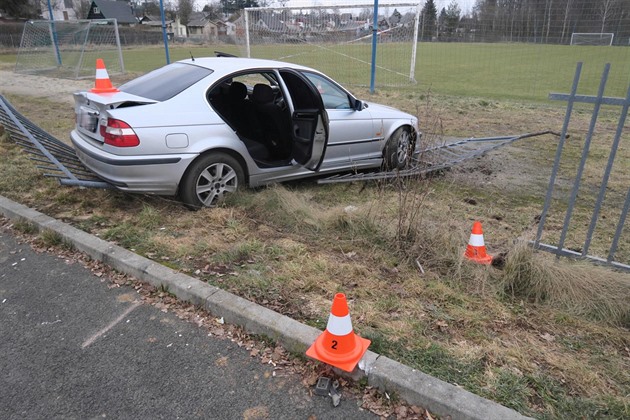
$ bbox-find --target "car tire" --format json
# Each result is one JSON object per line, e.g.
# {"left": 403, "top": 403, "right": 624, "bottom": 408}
{"left": 180, "top": 153, "right": 244, "bottom": 209}
{"left": 384, "top": 127, "right": 413, "bottom": 170}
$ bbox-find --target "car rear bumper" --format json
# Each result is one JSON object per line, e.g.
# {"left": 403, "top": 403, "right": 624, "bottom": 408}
{"left": 70, "top": 130, "right": 196, "bottom": 196}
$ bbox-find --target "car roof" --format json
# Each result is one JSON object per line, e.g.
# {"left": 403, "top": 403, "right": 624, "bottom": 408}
{"left": 176, "top": 57, "right": 316, "bottom": 76}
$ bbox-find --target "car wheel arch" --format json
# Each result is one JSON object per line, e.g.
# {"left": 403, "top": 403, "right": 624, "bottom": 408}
{"left": 382, "top": 124, "right": 417, "bottom": 170}
{"left": 382, "top": 123, "right": 417, "bottom": 150}
{"left": 178, "top": 147, "right": 250, "bottom": 194}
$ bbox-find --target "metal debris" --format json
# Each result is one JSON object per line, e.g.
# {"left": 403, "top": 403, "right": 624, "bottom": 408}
{"left": 330, "top": 379, "right": 341, "bottom": 407}
{"left": 314, "top": 376, "right": 331, "bottom": 396}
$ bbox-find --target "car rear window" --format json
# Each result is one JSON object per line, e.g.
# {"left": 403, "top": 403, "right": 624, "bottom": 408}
{"left": 119, "top": 63, "right": 213, "bottom": 101}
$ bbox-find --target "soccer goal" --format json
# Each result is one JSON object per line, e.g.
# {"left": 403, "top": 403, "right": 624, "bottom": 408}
{"left": 570, "top": 33, "right": 614, "bottom": 46}
{"left": 237, "top": 3, "right": 421, "bottom": 87}
{"left": 15, "top": 19, "right": 124, "bottom": 79}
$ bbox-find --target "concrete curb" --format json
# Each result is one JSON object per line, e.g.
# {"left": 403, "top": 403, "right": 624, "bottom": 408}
{"left": 0, "top": 194, "right": 531, "bottom": 420}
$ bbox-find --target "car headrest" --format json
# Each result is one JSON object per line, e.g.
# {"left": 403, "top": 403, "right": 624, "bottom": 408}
{"left": 229, "top": 81, "right": 247, "bottom": 101}
{"left": 252, "top": 84, "right": 274, "bottom": 104}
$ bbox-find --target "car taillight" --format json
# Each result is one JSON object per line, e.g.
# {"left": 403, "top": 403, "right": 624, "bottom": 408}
{"left": 100, "top": 118, "right": 139, "bottom": 147}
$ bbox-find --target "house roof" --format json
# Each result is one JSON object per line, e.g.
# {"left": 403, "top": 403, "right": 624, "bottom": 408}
{"left": 142, "top": 14, "right": 160, "bottom": 22}
{"left": 189, "top": 12, "right": 206, "bottom": 21}
{"left": 187, "top": 18, "right": 209, "bottom": 27}
{"left": 90, "top": 0, "right": 136, "bottom": 24}
{"left": 143, "top": 20, "right": 172, "bottom": 27}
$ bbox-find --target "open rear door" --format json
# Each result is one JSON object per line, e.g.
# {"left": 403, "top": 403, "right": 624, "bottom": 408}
{"left": 279, "top": 69, "right": 329, "bottom": 171}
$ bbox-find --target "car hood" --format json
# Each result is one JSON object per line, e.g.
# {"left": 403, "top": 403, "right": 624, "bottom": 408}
{"left": 364, "top": 102, "right": 414, "bottom": 119}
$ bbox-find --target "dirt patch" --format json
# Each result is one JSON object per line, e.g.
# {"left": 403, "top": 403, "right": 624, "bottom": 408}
{"left": 0, "top": 69, "right": 92, "bottom": 105}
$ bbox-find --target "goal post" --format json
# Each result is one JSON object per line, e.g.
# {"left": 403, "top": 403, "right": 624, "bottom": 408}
{"left": 15, "top": 19, "right": 124, "bottom": 79}
{"left": 570, "top": 33, "right": 614, "bottom": 46}
{"left": 238, "top": 3, "right": 421, "bottom": 88}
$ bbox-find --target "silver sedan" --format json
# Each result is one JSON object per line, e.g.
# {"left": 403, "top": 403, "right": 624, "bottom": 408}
{"left": 71, "top": 57, "right": 420, "bottom": 208}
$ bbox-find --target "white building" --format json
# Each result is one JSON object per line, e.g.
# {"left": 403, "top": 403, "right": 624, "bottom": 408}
{"left": 41, "top": 0, "right": 79, "bottom": 21}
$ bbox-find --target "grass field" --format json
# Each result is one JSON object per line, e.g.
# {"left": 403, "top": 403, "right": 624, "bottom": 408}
{"left": 2, "top": 41, "right": 629, "bottom": 101}
{"left": 1, "top": 42, "right": 630, "bottom": 418}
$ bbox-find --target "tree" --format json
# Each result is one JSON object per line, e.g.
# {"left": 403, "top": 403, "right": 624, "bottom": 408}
{"left": 202, "top": 3, "right": 221, "bottom": 20}
{"left": 0, "top": 0, "right": 41, "bottom": 18}
{"left": 72, "top": 0, "right": 91, "bottom": 19}
{"left": 420, "top": 0, "right": 437, "bottom": 40}
{"left": 144, "top": 0, "right": 161, "bottom": 17}
{"left": 178, "top": 0, "right": 193, "bottom": 24}
{"left": 391, "top": 8, "right": 402, "bottom": 24}
{"left": 444, "top": 0, "right": 461, "bottom": 35}
{"left": 599, "top": 0, "right": 620, "bottom": 33}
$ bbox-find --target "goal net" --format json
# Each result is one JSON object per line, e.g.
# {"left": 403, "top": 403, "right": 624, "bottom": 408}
{"left": 15, "top": 19, "right": 124, "bottom": 79}
{"left": 570, "top": 33, "right": 614, "bottom": 46}
{"left": 236, "top": 3, "right": 420, "bottom": 87}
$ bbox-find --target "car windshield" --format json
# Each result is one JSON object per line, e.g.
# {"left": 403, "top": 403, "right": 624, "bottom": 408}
{"left": 120, "top": 63, "right": 213, "bottom": 101}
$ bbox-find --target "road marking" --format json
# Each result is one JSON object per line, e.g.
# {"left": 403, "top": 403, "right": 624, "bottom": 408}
{"left": 81, "top": 302, "right": 141, "bottom": 349}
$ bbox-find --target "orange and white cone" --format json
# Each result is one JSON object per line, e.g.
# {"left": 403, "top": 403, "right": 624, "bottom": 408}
{"left": 306, "top": 293, "right": 370, "bottom": 372}
{"left": 90, "top": 58, "right": 119, "bottom": 94}
{"left": 464, "top": 221, "right": 493, "bottom": 264}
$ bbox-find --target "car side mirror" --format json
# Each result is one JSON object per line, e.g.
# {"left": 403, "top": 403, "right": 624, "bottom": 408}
{"left": 354, "top": 99, "right": 367, "bottom": 111}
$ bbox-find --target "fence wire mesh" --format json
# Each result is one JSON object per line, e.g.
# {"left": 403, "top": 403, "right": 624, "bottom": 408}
{"left": 15, "top": 19, "right": 124, "bottom": 79}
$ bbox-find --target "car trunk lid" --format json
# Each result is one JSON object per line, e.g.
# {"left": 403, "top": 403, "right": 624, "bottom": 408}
{"left": 73, "top": 91, "right": 157, "bottom": 143}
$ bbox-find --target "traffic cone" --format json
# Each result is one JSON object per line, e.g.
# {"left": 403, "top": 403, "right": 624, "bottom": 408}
{"left": 464, "top": 221, "right": 493, "bottom": 264}
{"left": 90, "top": 58, "right": 119, "bottom": 94}
{"left": 306, "top": 293, "right": 370, "bottom": 372}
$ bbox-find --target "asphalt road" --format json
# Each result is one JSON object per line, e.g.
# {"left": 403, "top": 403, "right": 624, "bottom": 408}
{"left": 0, "top": 225, "right": 375, "bottom": 420}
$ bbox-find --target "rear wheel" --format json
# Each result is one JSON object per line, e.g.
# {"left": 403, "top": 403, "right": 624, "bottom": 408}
{"left": 180, "top": 153, "right": 244, "bottom": 209}
{"left": 384, "top": 127, "right": 413, "bottom": 170}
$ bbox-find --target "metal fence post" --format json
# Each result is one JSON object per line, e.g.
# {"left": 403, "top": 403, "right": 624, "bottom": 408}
{"left": 534, "top": 62, "right": 582, "bottom": 247}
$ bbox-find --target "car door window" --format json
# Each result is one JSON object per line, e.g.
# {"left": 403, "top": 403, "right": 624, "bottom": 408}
{"left": 300, "top": 72, "right": 351, "bottom": 110}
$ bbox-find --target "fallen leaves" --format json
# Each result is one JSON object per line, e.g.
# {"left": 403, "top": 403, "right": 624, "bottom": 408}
{"left": 0, "top": 217, "right": 439, "bottom": 420}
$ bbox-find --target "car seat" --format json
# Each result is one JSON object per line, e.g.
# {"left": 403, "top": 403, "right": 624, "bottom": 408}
{"left": 251, "top": 83, "right": 291, "bottom": 160}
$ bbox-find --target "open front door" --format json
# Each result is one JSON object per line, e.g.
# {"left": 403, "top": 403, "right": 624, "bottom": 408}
{"left": 279, "top": 69, "right": 329, "bottom": 171}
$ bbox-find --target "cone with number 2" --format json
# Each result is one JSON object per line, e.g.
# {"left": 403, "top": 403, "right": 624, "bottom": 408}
{"left": 306, "top": 293, "right": 370, "bottom": 372}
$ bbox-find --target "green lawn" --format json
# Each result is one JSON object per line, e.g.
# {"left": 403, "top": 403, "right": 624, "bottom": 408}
{"left": 413, "top": 43, "right": 630, "bottom": 101}
{"left": 2, "top": 42, "right": 629, "bottom": 101}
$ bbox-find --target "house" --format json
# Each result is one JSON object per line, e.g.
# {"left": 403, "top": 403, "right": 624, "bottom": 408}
{"left": 42, "top": 0, "right": 78, "bottom": 21}
{"left": 340, "top": 13, "right": 353, "bottom": 25}
{"left": 187, "top": 18, "right": 218, "bottom": 41}
{"left": 215, "top": 20, "right": 228, "bottom": 37}
{"left": 252, "top": 12, "right": 286, "bottom": 35}
{"left": 140, "top": 15, "right": 186, "bottom": 39}
{"left": 87, "top": 0, "right": 136, "bottom": 25}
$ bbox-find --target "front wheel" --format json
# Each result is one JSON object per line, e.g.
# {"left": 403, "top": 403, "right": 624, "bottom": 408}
{"left": 180, "top": 153, "right": 244, "bottom": 209}
{"left": 384, "top": 127, "right": 414, "bottom": 170}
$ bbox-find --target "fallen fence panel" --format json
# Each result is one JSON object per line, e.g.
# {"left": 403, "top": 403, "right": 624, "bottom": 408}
{"left": 318, "top": 130, "right": 559, "bottom": 184}
{"left": 0, "top": 95, "right": 111, "bottom": 189}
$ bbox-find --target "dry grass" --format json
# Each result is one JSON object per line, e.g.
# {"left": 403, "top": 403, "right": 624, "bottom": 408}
{"left": 1, "top": 91, "right": 630, "bottom": 419}
{"left": 502, "top": 243, "right": 630, "bottom": 325}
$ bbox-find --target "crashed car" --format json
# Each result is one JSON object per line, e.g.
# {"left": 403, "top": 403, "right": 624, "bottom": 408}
{"left": 71, "top": 56, "right": 420, "bottom": 208}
